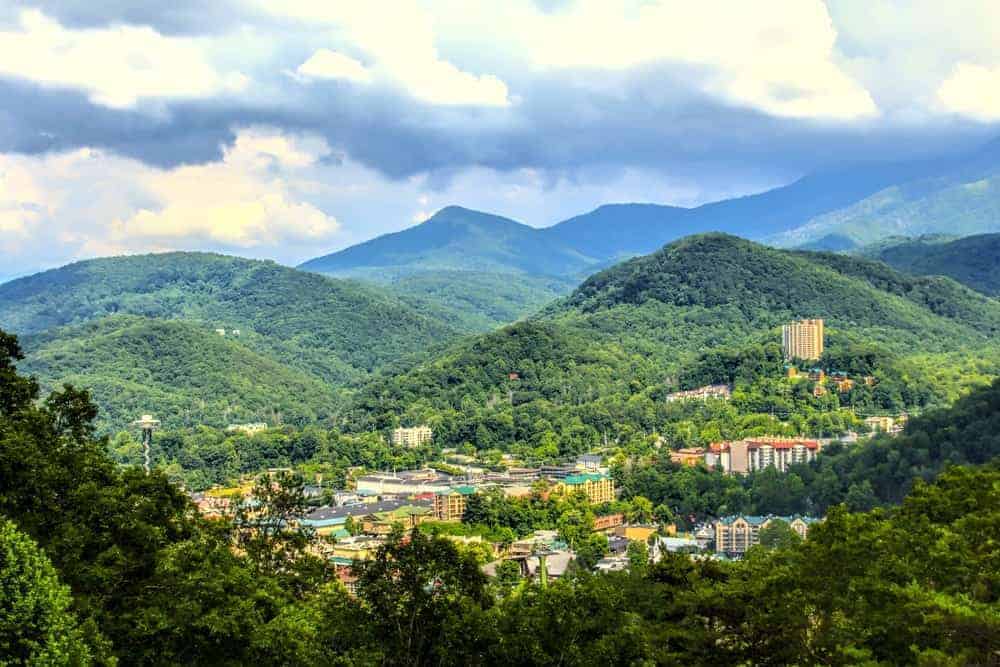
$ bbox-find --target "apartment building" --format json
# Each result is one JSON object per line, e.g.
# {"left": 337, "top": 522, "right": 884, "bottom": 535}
{"left": 390, "top": 425, "right": 433, "bottom": 448}
{"left": 557, "top": 473, "right": 615, "bottom": 504}
{"left": 782, "top": 318, "right": 824, "bottom": 361}
{"left": 706, "top": 437, "right": 820, "bottom": 474}
{"left": 715, "top": 515, "right": 819, "bottom": 556}
{"left": 432, "top": 486, "right": 476, "bottom": 521}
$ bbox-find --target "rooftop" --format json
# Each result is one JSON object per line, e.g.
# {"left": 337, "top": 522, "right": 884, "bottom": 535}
{"left": 563, "top": 472, "right": 610, "bottom": 485}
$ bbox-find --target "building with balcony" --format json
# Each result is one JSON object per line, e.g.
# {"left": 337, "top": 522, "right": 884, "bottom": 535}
{"left": 557, "top": 472, "right": 615, "bottom": 504}
{"left": 782, "top": 318, "right": 824, "bottom": 361}
{"left": 390, "top": 425, "right": 433, "bottom": 448}
{"left": 715, "top": 515, "right": 819, "bottom": 556}
{"left": 433, "top": 486, "right": 476, "bottom": 521}
{"left": 705, "top": 438, "right": 821, "bottom": 474}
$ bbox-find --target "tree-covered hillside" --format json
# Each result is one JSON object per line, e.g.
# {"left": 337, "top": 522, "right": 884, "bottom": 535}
{"left": 560, "top": 233, "right": 999, "bottom": 351}
{"left": 769, "top": 139, "right": 1000, "bottom": 247}
{"left": 21, "top": 316, "right": 338, "bottom": 430}
{"left": 0, "top": 252, "right": 466, "bottom": 432}
{"left": 299, "top": 206, "right": 597, "bottom": 278}
{"left": 379, "top": 270, "right": 577, "bottom": 332}
{"left": 867, "top": 233, "right": 1000, "bottom": 297}
{"left": 0, "top": 251, "right": 458, "bottom": 387}
{"left": 344, "top": 234, "right": 1000, "bottom": 454}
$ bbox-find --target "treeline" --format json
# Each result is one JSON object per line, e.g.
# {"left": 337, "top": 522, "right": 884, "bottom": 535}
{"left": 345, "top": 322, "right": 958, "bottom": 459}
{"left": 110, "top": 423, "right": 431, "bottom": 491}
{"left": 2, "top": 329, "right": 999, "bottom": 664}
{"left": 618, "top": 376, "right": 1000, "bottom": 522}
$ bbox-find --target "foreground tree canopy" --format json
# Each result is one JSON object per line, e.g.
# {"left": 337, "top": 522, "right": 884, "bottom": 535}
{"left": 1, "top": 327, "right": 999, "bottom": 665}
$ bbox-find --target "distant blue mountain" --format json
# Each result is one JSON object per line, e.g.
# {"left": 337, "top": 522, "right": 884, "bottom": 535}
{"left": 301, "top": 137, "right": 999, "bottom": 278}
{"left": 299, "top": 206, "right": 597, "bottom": 278}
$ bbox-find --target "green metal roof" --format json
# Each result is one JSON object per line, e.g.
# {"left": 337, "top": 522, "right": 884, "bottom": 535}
{"left": 435, "top": 485, "right": 477, "bottom": 496}
{"left": 563, "top": 472, "right": 609, "bottom": 485}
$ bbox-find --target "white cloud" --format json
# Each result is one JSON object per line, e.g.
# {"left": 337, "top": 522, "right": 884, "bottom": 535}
{"left": 514, "top": 0, "right": 876, "bottom": 120}
{"left": 0, "top": 9, "right": 247, "bottom": 108}
{"left": 295, "top": 48, "right": 372, "bottom": 83}
{"left": 0, "top": 128, "right": 340, "bottom": 268}
{"left": 937, "top": 63, "right": 1000, "bottom": 121}
{"left": 274, "top": 2, "right": 510, "bottom": 106}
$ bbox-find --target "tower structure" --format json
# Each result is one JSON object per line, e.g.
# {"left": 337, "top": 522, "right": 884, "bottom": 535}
{"left": 132, "top": 414, "right": 160, "bottom": 474}
{"left": 782, "top": 318, "right": 824, "bottom": 361}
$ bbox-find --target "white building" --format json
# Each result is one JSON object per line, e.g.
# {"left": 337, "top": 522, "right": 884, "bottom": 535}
{"left": 391, "top": 425, "right": 433, "bottom": 448}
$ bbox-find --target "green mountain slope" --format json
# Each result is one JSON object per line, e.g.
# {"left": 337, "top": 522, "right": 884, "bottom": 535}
{"left": 559, "top": 233, "right": 999, "bottom": 352}
{"left": 769, "top": 141, "right": 1000, "bottom": 247}
{"left": 863, "top": 234, "right": 1000, "bottom": 297}
{"left": 345, "top": 234, "right": 1000, "bottom": 453}
{"left": 0, "top": 252, "right": 457, "bottom": 386}
{"left": 20, "top": 316, "right": 337, "bottom": 431}
{"left": 300, "top": 152, "right": 957, "bottom": 279}
{"left": 377, "top": 270, "right": 577, "bottom": 332}
{"left": 299, "top": 206, "right": 596, "bottom": 278}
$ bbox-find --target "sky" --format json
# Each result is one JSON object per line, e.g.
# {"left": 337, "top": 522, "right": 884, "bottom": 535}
{"left": 1, "top": 0, "right": 999, "bottom": 280}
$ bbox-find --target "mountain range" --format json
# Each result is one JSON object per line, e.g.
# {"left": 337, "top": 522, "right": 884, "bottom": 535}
{"left": 300, "top": 137, "right": 1000, "bottom": 281}
{"left": 860, "top": 233, "right": 1000, "bottom": 297}
{"left": 346, "top": 233, "right": 1000, "bottom": 445}
{"left": 0, "top": 253, "right": 461, "bottom": 429}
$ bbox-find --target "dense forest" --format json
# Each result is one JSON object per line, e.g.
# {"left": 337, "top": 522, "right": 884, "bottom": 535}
{"left": 4, "top": 236, "right": 998, "bottom": 437}
{"left": 1, "top": 330, "right": 997, "bottom": 665}
{"left": 23, "top": 316, "right": 339, "bottom": 430}
{"left": 868, "top": 233, "right": 1000, "bottom": 297}
{"left": 376, "top": 270, "right": 576, "bottom": 333}
{"left": 0, "top": 252, "right": 461, "bottom": 430}
{"left": 344, "top": 235, "right": 1000, "bottom": 455}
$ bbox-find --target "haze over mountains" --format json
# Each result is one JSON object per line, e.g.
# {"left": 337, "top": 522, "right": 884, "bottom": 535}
{"left": 300, "top": 136, "right": 1000, "bottom": 280}
{"left": 4, "top": 135, "right": 1000, "bottom": 433}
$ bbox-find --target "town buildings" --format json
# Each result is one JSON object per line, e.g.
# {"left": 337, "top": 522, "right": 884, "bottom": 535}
{"left": 782, "top": 318, "right": 824, "bottom": 361}
{"left": 705, "top": 437, "right": 821, "bottom": 474}
{"left": 592, "top": 513, "right": 625, "bottom": 531}
{"left": 670, "top": 447, "right": 706, "bottom": 467}
{"left": 666, "top": 384, "right": 732, "bottom": 403}
{"left": 354, "top": 469, "right": 453, "bottom": 496}
{"left": 226, "top": 422, "right": 268, "bottom": 435}
{"left": 390, "top": 425, "right": 433, "bottom": 448}
{"left": 865, "top": 415, "right": 907, "bottom": 435}
{"left": 715, "top": 515, "right": 819, "bottom": 556}
{"left": 433, "top": 486, "right": 476, "bottom": 521}
{"left": 556, "top": 472, "right": 616, "bottom": 504}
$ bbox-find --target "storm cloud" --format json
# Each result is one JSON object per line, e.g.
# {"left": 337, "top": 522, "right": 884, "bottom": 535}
{"left": 0, "top": 0, "right": 998, "bottom": 278}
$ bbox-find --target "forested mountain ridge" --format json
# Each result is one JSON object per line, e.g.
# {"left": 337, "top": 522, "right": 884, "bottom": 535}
{"left": 0, "top": 251, "right": 458, "bottom": 386}
{"left": 20, "top": 315, "right": 338, "bottom": 430}
{"left": 864, "top": 233, "right": 1000, "bottom": 297}
{"left": 345, "top": 233, "right": 1000, "bottom": 453}
{"left": 299, "top": 150, "right": 965, "bottom": 280}
{"left": 0, "top": 252, "right": 467, "bottom": 431}
{"left": 299, "top": 206, "right": 597, "bottom": 278}
{"left": 557, "top": 233, "right": 1000, "bottom": 349}
{"left": 769, "top": 138, "right": 1000, "bottom": 247}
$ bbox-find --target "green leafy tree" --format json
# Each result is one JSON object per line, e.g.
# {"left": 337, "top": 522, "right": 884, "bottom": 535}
{"left": 757, "top": 519, "right": 802, "bottom": 550}
{"left": 354, "top": 530, "right": 492, "bottom": 666}
{"left": 574, "top": 533, "right": 609, "bottom": 571}
{"left": 626, "top": 540, "right": 649, "bottom": 573}
{"left": 230, "top": 471, "right": 328, "bottom": 595}
{"left": 0, "top": 518, "right": 92, "bottom": 665}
